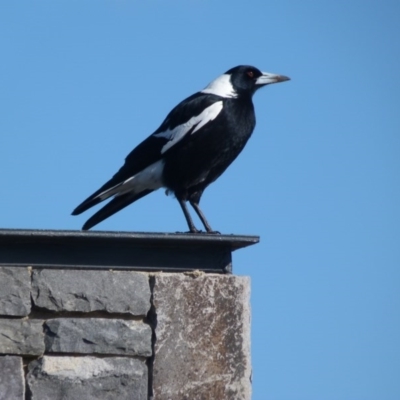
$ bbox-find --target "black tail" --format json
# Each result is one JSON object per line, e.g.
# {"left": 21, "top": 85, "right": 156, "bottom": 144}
{"left": 81, "top": 190, "right": 153, "bottom": 230}
{"left": 72, "top": 177, "right": 125, "bottom": 216}
{"left": 72, "top": 195, "right": 104, "bottom": 216}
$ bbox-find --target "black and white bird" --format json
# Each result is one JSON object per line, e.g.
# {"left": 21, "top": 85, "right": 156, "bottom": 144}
{"left": 72, "top": 65, "right": 289, "bottom": 232}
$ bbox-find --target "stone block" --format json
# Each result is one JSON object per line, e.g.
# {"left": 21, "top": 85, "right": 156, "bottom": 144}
{"left": 32, "top": 269, "right": 150, "bottom": 315}
{"left": 45, "top": 318, "right": 152, "bottom": 357}
{"left": 152, "top": 273, "right": 251, "bottom": 400}
{"left": 0, "top": 356, "right": 24, "bottom": 400}
{"left": 27, "top": 356, "right": 147, "bottom": 400}
{"left": 0, "top": 319, "right": 44, "bottom": 356}
{"left": 0, "top": 267, "right": 31, "bottom": 316}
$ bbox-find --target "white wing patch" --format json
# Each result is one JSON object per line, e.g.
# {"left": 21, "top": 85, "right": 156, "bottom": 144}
{"left": 201, "top": 74, "right": 237, "bottom": 98}
{"left": 154, "top": 101, "right": 223, "bottom": 154}
{"left": 97, "top": 159, "right": 165, "bottom": 201}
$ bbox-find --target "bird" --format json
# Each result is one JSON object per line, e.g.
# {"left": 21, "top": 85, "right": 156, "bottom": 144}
{"left": 72, "top": 65, "right": 289, "bottom": 233}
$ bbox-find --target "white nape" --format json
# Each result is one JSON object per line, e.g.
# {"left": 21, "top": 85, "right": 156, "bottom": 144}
{"left": 201, "top": 74, "right": 237, "bottom": 98}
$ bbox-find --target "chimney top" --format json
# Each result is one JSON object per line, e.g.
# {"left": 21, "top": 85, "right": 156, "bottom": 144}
{"left": 0, "top": 229, "right": 259, "bottom": 274}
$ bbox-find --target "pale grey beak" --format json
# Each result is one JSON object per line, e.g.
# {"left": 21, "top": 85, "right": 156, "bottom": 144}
{"left": 255, "top": 72, "right": 290, "bottom": 86}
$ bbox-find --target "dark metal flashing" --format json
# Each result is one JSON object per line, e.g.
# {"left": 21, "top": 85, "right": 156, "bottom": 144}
{"left": 0, "top": 229, "right": 259, "bottom": 274}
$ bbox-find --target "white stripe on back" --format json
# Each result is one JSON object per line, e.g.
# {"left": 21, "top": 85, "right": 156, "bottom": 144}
{"left": 154, "top": 101, "right": 223, "bottom": 154}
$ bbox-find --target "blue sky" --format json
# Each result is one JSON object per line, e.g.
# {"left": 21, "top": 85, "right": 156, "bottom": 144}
{"left": 1, "top": 1, "right": 399, "bottom": 399}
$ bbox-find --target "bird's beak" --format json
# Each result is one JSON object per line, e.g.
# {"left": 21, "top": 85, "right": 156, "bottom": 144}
{"left": 255, "top": 72, "right": 290, "bottom": 86}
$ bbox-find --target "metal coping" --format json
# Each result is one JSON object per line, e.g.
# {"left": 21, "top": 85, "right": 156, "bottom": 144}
{"left": 0, "top": 229, "right": 259, "bottom": 274}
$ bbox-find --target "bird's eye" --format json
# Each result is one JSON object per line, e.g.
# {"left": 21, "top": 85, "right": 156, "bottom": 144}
{"left": 247, "top": 70, "right": 254, "bottom": 78}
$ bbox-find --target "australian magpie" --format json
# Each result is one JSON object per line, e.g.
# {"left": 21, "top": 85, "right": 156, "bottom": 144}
{"left": 72, "top": 65, "right": 289, "bottom": 232}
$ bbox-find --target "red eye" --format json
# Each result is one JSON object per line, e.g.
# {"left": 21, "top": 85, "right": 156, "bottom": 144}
{"left": 247, "top": 70, "right": 254, "bottom": 78}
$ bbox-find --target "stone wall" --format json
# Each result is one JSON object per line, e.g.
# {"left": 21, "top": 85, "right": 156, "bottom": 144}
{"left": 0, "top": 266, "right": 251, "bottom": 400}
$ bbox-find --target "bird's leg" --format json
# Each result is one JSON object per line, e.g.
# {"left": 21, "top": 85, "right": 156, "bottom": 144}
{"left": 178, "top": 199, "right": 200, "bottom": 233}
{"left": 189, "top": 201, "right": 219, "bottom": 234}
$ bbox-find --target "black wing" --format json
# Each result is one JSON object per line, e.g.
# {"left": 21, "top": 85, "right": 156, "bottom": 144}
{"left": 72, "top": 92, "right": 222, "bottom": 215}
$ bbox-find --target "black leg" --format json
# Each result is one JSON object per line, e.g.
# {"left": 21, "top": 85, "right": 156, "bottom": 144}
{"left": 189, "top": 201, "right": 219, "bottom": 234}
{"left": 178, "top": 199, "right": 200, "bottom": 233}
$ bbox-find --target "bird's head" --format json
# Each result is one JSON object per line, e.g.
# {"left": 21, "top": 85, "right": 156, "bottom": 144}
{"left": 202, "top": 65, "right": 289, "bottom": 99}
{"left": 227, "top": 65, "right": 290, "bottom": 96}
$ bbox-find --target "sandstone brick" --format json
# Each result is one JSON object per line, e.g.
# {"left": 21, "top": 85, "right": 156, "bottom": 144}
{"left": 45, "top": 318, "right": 152, "bottom": 357}
{"left": 27, "top": 356, "right": 147, "bottom": 400}
{"left": 0, "top": 267, "right": 31, "bottom": 316}
{"left": 0, "top": 356, "right": 24, "bottom": 400}
{"left": 0, "top": 319, "right": 44, "bottom": 356}
{"left": 152, "top": 273, "right": 251, "bottom": 400}
{"left": 32, "top": 269, "right": 150, "bottom": 315}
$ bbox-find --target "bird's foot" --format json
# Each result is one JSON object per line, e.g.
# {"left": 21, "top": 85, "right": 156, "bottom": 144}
{"left": 190, "top": 230, "right": 221, "bottom": 235}
{"left": 180, "top": 227, "right": 202, "bottom": 234}
{"left": 175, "top": 229, "right": 203, "bottom": 234}
{"left": 187, "top": 229, "right": 221, "bottom": 234}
